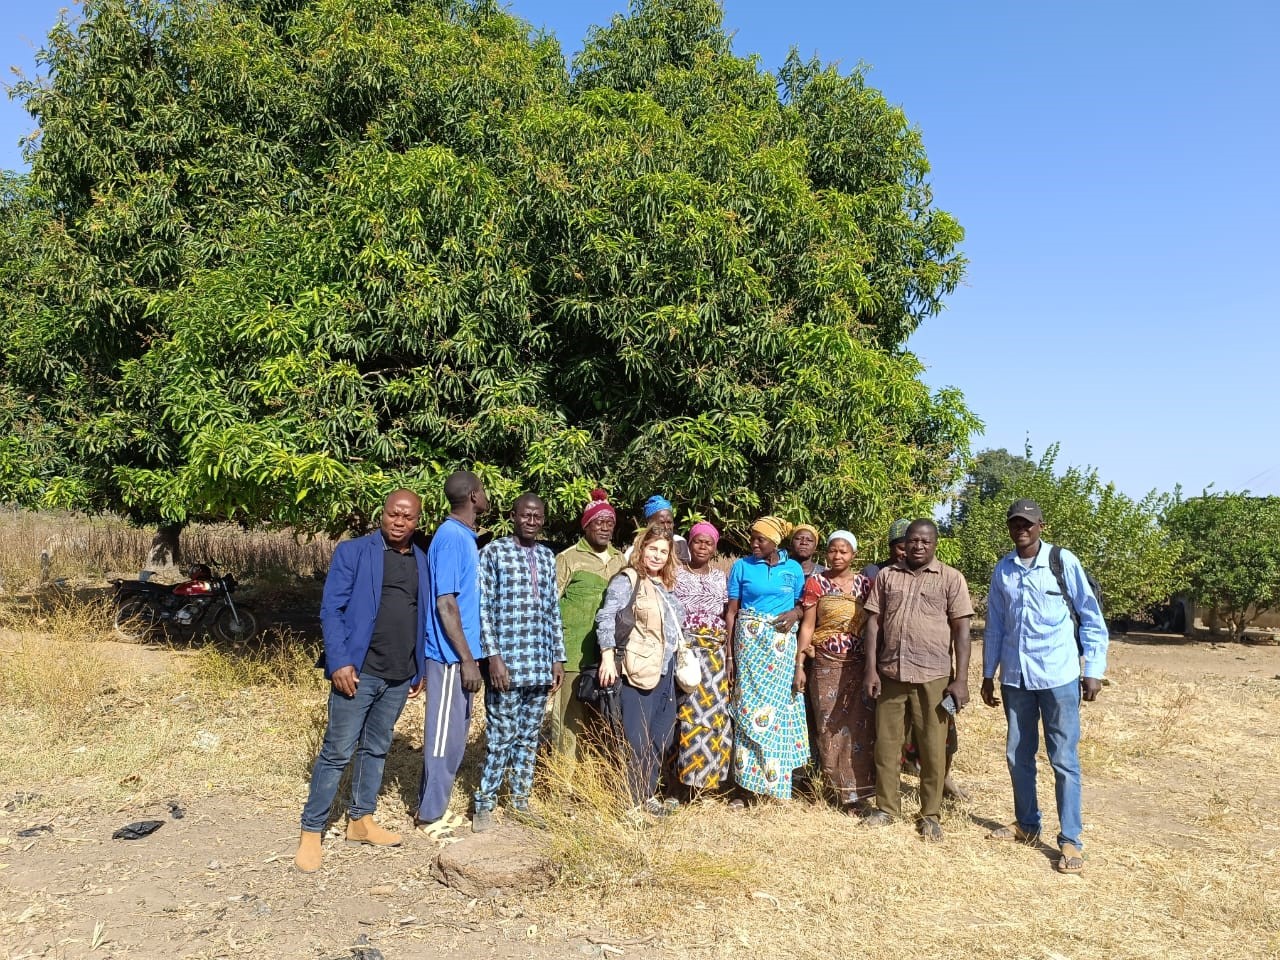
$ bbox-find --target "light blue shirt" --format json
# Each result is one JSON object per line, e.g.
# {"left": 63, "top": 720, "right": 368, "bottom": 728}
{"left": 983, "top": 541, "right": 1108, "bottom": 690}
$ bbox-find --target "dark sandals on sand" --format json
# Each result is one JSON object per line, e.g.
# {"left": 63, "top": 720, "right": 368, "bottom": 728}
{"left": 986, "top": 823, "right": 1041, "bottom": 844}
{"left": 1057, "top": 843, "right": 1085, "bottom": 874}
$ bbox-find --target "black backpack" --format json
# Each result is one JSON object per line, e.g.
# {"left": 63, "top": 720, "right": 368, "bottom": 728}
{"left": 1047, "top": 545, "right": 1104, "bottom": 657}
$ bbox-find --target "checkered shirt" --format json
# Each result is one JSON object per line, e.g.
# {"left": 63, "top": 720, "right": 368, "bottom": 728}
{"left": 478, "top": 536, "right": 566, "bottom": 686}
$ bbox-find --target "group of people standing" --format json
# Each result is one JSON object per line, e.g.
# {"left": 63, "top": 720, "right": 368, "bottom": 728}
{"left": 294, "top": 476, "right": 1108, "bottom": 877}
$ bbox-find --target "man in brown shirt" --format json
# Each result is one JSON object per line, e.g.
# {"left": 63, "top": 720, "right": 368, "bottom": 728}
{"left": 862, "top": 519, "right": 973, "bottom": 840}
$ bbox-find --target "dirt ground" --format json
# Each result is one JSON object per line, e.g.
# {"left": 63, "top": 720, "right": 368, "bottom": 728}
{"left": 3, "top": 633, "right": 1279, "bottom": 960}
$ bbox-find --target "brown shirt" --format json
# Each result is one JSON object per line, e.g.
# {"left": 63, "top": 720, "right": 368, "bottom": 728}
{"left": 864, "top": 558, "right": 974, "bottom": 683}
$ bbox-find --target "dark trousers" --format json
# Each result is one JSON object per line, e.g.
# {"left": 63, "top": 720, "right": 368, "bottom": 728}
{"left": 873, "top": 675, "right": 949, "bottom": 820}
{"left": 415, "top": 660, "right": 474, "bottom": 823}
{"left": 618, "top": 670, "right": 677, "bottom": 803}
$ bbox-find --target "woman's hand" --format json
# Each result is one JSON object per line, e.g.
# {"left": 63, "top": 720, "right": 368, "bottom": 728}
{"left": 598, "top": 653, "right": 619, "bottom": 688}
{"left": 773, "top": 605, "right": 801, "bottom": 632}
{"left": 792, "top": 660, "right": 807, "bottom": 696}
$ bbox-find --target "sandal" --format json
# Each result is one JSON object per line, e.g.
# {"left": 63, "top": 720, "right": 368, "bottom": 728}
{"left": 726, "top": 798, "right": 746, "bottom": 812}
{"left": 986, "top": 823, "right": 1040, "bottom": 844}
{"left": 1057, "top": 843, "right": 1085, "bottom": 874}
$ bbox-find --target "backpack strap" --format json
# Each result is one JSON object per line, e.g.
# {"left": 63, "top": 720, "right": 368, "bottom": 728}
{"left": 1048, "top": 545, "right": 1084, "bottom": 657}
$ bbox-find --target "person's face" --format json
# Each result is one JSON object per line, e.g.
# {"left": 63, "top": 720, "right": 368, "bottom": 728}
{"left": 583, "top": 512, "right": 616, "bottom": 551}
{"left": 749, "top": 532, "right": 776, "bottom": 559}
{"left": 890, "top": 540, "right": 907, "bottom": 564}
{"left": 648, "top": 509, "right": 675, "bottom": 536}
{"left": 903, "top": 526, "right": 937, "bottom": 569}
{"left": 791, "top": 529, "right": 817, "bottom": 561}
{"left": 825, "top": 538, "right": 853, "bottom": 573}
{"left": 641, "top": 537, "right": 671, "bottom": 575}
{"left": 688, "top": 533, "right": 717, "bottom": 565}
{"left": 380, "top": 493, "right": 421, "bottom": 547}
{"left": 1007, "top": 516, "right": 1042, "bottom": 551}
{"left": 512, "top": 499, "right": 545, "bottom": 543}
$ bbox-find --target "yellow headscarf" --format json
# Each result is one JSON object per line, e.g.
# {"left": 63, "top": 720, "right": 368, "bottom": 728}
{"left": 751, "top": 516, "right": 792, "bottom": 547}
{"left": 791, "top": 523, "right": 820, "bottom": 542}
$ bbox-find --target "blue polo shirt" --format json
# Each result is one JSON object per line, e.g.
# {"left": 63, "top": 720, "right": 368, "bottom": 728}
{"left": 424, "top": 517, "right": 482, "bottom": 664}
{"left": 727, "top": 550, "right": 805, "bottom": 616}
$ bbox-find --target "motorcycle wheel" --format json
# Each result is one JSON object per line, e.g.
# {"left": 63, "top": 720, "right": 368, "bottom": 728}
{"left": 114, "top": 600, "right": 158, "bottom": 641}
{"left": 212, "top": 604, "right": 258, "bottom": 643}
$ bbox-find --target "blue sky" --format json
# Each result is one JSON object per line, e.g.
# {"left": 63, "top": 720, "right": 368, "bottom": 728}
{"left": 3, "top": 1, "right": 1278, "bottom": 500}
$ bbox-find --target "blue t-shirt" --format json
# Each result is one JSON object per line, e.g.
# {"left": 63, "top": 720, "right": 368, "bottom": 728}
{"left": 424, "top": 517, "right": 482, "bottom": 663}
{"left": 727, "top": 550, "right": 805, "bottom": 616}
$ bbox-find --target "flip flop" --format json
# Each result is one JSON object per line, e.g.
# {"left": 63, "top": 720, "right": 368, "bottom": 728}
{"left": 1057, "top": 843, "right": 1085, "bottom": 874}
{"left": 987, "top": 823, "right": 1040, "bottom": 844}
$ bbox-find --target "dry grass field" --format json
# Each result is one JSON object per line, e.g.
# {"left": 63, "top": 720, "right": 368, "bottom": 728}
{"left": 1, "top": 512, "right": 1277, "bottom": 959}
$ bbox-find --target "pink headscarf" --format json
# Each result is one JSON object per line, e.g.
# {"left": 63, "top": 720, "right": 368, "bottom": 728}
{"left": 687, "top": 521, "right": 720, "bottom": 547}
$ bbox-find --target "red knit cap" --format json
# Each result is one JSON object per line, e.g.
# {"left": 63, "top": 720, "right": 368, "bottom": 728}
{"left": 580, "top": 488, "right": 616, "bottom": 528}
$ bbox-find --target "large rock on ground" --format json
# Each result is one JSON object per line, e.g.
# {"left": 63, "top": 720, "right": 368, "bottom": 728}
{"left": 432, "top": 824, "right": 554, "bottom": 897}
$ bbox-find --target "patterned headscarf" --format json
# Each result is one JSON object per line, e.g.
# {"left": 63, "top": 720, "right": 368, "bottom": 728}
{"left": 750, "top": 516, "right": 792, "bottom": 547}
{"left": 643, "top": 494, "right": 674, "bottom": 519}
{"left": 688, "top": 521, "right": 720, "bottom": 547}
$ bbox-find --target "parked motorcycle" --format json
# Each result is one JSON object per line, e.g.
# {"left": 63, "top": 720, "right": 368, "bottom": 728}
{"left": 112, "top": 562, "right": 257, "bottom": 642}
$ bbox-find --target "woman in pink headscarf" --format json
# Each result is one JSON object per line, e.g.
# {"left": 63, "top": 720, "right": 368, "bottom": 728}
{"left": 671, "top": 521, "right": 732, "bottom": 792}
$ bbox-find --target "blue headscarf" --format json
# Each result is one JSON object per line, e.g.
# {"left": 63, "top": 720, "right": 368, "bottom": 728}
{"left": 643, "top": 495, "right": 674, "bottom": 520}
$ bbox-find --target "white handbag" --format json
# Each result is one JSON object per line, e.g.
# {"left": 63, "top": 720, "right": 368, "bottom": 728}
{"left": 675, "top": 640, "right": 701, "bottom": 693}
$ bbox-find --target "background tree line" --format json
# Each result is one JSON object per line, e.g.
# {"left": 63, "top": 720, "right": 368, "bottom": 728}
{"left": 0, "top": 0, "right": 976, "bottom": 559}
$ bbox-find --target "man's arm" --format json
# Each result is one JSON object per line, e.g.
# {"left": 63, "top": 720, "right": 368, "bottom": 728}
{"left": 319, "top": 542, "right": 360, "bottom": 696}
{"left": 981, "top": 563, "right": 1006, "bottom": 707}
{"left": 1065, "top": 550, "right": 1109, "bottom": 701}
{"left": 944, "top": 616, "right": 972, "bottom": 708}
{"left": 437, "top": 593, "right": 483, "bottom": 692}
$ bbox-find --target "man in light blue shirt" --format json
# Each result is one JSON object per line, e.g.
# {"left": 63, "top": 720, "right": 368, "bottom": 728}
{"left": 980, "top": 499, "right": 1108, "bottom": 874}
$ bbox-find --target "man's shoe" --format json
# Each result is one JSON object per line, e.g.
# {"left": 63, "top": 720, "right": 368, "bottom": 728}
{"left": 345, "top": 815, "right": 402, "bottom": 847}
{"left": 918, "top": 817, "right": 944, "bottom": 842}
{"left": 509, "top": 803, "right": 546, "bottom": 830}
{"left": 862, "top": 810, "right": 895, "bottom": 827}
{"left": 986, "top": 822, "right": 1041, "bottom": 844}
{"left": 471, "top": 808, "right": 495, "bottom": 833}
{"left": 294, "top": 830, "right": 322, "bottom": 873}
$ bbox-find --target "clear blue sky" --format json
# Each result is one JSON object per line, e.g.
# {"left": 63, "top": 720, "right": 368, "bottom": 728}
{"left": 4, "top": 1, "right": 1278, "bottom": 500}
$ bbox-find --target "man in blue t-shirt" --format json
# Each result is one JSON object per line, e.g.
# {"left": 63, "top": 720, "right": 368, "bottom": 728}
{"left": 414, "top": 470, "right": 489, "bottom": 835}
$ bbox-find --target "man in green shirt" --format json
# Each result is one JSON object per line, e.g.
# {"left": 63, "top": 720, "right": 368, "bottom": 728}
{"left": 552, "top": 488, "right": 627, "bottom": 760}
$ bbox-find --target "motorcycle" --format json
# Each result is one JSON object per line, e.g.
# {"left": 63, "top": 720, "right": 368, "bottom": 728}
{"left": 112, "top": 562, "right": 258, "bottom": 643}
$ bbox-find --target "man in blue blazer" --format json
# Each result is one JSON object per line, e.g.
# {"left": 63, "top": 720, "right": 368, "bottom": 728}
{"left": 295, "top": 489, "right": 429, "bottom": 873}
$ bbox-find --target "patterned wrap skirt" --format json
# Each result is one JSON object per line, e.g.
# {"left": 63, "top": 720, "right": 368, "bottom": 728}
{"left": 675, "top": 627, "right": 733, "bottom": 789}
{"left": 732, "top": 609, "right": 810, "bottom": 799}
{"left": 809, "top": 643, "right": 876, "bottom": 803}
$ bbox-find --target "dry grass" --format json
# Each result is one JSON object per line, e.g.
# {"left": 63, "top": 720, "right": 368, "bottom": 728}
{"left": 1, "top": 585, "right": 1277, "bottom": 958}
{"left": 0, "top": 507, "right": 336, "bottom": 590}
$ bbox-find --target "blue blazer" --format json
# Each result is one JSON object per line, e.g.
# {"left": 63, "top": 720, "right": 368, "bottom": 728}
{"left": 319, "top": 530, "right": 430, "bottom": 684}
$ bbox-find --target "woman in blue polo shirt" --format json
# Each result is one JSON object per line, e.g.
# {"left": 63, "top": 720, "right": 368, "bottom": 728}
{"left": 725, "top": 516, "right": 808, "bottom": 801}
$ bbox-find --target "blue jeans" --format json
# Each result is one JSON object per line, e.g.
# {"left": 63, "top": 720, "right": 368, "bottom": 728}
{"left": 1002, "top": 680, "right": 1083, "bottom": 848}
{"left": 300, "top": 673, "right": 412, "bottom": 832}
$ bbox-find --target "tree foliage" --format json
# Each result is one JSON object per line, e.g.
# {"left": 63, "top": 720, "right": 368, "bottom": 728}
{"left": 1, "top": 0, "right": 977, "bottom": 545}
{"left": 946, "top": 446, "right": 1035, "bottom": 531}
{"left": 953, "top": 445, "right": 1181, "bottom": 619}
{"left": 1164, "top": 492, "right": 1280, "bottom": 640}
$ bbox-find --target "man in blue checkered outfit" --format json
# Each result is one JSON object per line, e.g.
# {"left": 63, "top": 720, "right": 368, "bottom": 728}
{"left": 472, "top": 493, "right": 566, "bottom": 831}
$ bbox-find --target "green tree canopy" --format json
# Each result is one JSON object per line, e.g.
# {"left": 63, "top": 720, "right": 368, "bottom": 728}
{"left": 1, "top": 0, "right": 978, "bottom": 547}
{"left": 1164, "top": 492, "right": 1280, "bottom": 640}
{"left": 953, "top": 445, "right": 1182, "bottom": 620}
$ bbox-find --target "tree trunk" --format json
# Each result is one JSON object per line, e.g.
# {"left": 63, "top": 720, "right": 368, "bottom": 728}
{"left": 146, "top": 522, "right": 185, "bottom": 571}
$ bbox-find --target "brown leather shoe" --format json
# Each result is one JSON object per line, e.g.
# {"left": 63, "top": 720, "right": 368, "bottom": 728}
{"left": 345, "top": 815, "right": 402, "bottom": 847}
{"left": 294, "top": 830, "right": 323, "bottom": 873}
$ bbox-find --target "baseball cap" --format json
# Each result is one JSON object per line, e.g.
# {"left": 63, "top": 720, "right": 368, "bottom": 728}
{"left": 1006, "top": 499, "right": 1044, "bottom": 523}
{"left": 888, "top": 519, "right": 911, "bottom": 544}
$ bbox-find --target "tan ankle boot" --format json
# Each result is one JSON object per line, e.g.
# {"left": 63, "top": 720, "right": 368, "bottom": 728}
{"left": 346, "top": 814, "right": 401, "bottom": 847}
{"left": 294, "top": 830, "right": 322, "bottom": 873}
